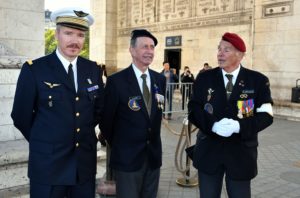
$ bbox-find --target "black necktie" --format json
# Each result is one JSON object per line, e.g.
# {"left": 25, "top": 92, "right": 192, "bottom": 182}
{"left": 225, "top": 74, "right": 233, "bottom": 99}
{"left": 141, "top": 74, "right": 150, "bottom": 104}
{"left": 68, "top": 64, "right": 75, "bottom": 90}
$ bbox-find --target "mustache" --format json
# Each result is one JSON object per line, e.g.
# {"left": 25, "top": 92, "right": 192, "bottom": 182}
{"left": 67, "top": 44, "right": 80, "bottom": 49}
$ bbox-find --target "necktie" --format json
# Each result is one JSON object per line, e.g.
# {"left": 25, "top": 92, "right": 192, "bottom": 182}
{"left": 141, "top": 74, "right": 150, "bottom": 105}
{"left": 225, "top": 74, "right": 233, "bottom": 99}
{"left": 68, "top": 64, "right": 75, "bottom": 90}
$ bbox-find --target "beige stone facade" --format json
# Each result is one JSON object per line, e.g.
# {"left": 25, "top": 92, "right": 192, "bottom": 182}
{"left": 0, "top": 0, "right": 44, "bottom": 58}
{"left": 0, "top": 0, "right": 44, "bottom": 141}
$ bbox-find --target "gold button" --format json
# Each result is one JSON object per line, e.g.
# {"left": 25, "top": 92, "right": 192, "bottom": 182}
{"left": 48, "top": 95, "right": 52, "bottom": 99}
{"left": 76, "top": 143, "right": 79, "bottom": 147}
{"left": 75, "top": 97, "right": 79, "bottom": 101}
{"left": 76, "top": 128, "right": 80, "bottom": 132}
{"left": 76, "top": 112, "right": 80, "bottom": 117}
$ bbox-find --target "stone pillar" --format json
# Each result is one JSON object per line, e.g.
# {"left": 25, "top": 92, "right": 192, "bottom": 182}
{"left": 253, "top": 0, "right": 300, "bottom": 102}
{"left": 90, "top": 0, "right": 118, "bottom": 74}
{"left": 0, "top": 56, "right": 27, "bottom": 141}
{"left": 0, "top": 0, "right": 44, "bottom": 141}
{"left": 0, "top": 0, "right": 44, "bottom": 58}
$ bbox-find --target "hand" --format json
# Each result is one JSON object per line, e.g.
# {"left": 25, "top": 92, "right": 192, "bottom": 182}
{"left": 212, "top": 118, "right": 240, "bottom": 137}
{"left": 227, "top": 119, "right": 240, "bottom": 133}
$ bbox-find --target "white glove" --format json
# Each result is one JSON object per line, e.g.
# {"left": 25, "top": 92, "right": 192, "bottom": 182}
{"left": 212, "top": 118, "right": 233, "bottom": 137}
{"left": 212, "top": 118, "right": 240, "bottom": 137}
{"left": 227, "top": 119, "right": 240, "bottom": 133}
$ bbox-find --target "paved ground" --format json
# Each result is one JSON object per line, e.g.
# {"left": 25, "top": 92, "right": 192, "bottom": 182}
{"left": 156, "top": 116, "right": 300, "bottom": 198}
{"left": 1, "top": 117, "right": 300, "bottom": 197}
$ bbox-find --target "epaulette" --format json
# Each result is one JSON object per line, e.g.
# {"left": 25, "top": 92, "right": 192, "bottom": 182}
{"left": 26, "top": 60, "right": 33, "bottom": 65}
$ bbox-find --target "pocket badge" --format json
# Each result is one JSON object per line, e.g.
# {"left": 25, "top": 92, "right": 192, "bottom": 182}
{"left": 128, "top": 96, "right": 141, "bottom": 111}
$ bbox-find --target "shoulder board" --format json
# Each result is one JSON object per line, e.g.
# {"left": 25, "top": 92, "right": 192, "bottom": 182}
{"left": 26, "top": 60, "right": 33, "bottom": 65}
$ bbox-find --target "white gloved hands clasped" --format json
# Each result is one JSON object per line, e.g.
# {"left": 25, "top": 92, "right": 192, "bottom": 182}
{"left": 212, "top": 118, "right": 240, "bottom": 137}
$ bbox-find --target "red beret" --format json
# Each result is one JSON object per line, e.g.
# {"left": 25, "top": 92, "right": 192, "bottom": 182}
{"left": 222, "top": 32, "right": 246, "bottom": 52}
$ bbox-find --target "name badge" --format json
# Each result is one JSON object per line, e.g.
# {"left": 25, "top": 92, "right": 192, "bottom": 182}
{"left": 87, "top": 85, "right": 99, "bottom": 92}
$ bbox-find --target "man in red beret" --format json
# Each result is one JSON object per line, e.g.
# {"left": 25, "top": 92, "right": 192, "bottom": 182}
{"left": 188, "top": 32, "right": 273, "bottom": 198}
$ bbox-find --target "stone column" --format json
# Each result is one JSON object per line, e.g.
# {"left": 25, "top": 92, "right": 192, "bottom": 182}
{"left": 252, "top": 0, "right": 300, "bottom": 120}
{"left": 0, "top": 54, "right": 27, "bottom": 141}
{"left": 253, "top": 0, "right": 300, "bottom": 102}
{"left": 90, "top": 0, "right": 118, "bottom": 74}
{"left": 0, "top": 0, "right": 44, "bottom": 141}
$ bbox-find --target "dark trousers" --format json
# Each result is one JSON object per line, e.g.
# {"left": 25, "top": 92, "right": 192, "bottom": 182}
{"left": 198, "top": 171, "right": 251, "bottom": 198}
{"left": 30, "top": 178, "right": 95, "bottom": 198}
{"left": 114, "top": 160, "right": 160, "bottom": 198}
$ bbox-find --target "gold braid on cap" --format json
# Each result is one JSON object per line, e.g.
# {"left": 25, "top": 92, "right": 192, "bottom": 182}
{"left": 56, "top": 16, "right": 88, "bottom": 28}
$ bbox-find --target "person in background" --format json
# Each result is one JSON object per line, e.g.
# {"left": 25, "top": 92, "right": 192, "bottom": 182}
{"left": 100, "top": 29, "right": 166, "bottom": 198}
{"left": 11, "top": 7, "right": 104, "bottom": 198}
{"left": 197, "top": 62, "right": 212, "bottom": 77}
{"left": 188, "top": 32, "right": 273, "bottom": 198}
{"left": 161, "top": 61, "right": 178, "bottom": 120}
{"left": 180, "top": 66, "right": 194, "bottom": 110}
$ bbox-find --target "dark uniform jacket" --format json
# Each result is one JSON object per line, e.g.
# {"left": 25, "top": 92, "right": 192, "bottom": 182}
{"left": 100, "top": 65, "right": 166, "bottom": 172}
{"left": 11, "top": 52, "right": 104, "bottom": 185}
{"left": 188, "top": 66, "right": 273, "bottom": 180}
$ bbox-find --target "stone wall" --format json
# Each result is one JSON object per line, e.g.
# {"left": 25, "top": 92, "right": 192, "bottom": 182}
{"left": 0, "top": 0, "right": 44, "bottom": 141}
{"left": 0, "top": 0, "right": 44, "bottom": 58}
{"left": 253, "top": 0, "right": 300, "bottom": 102}
{"left": 90, "top": 0, "right": 118, "bottom": 74}
{"left": 0, "top": 57, "right": 27, "bottom": 141}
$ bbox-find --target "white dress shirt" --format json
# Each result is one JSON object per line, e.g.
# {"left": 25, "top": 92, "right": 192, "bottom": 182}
{"left": 56, "top": 49, "right": 78, "bottom": 92}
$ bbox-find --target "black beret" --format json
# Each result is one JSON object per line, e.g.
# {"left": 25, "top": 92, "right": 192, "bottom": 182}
{"left": 131, "top": 29, "right": 158, "bottom": 46}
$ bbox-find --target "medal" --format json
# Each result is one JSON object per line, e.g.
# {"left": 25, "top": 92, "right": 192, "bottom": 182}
{"left": 207, "top": 88, "right": 214, "bottom": 101}
{"left": 204, "top": 103, "right": 213, "bottom": 114}
{"left": 237, "top": 110, "right": 243, "bottom": 119}
{"left": 87, "top": 78, "right": 92, "bottom": 84}
{"left": 48, "top": 101, "right": 53, "bottom": 107}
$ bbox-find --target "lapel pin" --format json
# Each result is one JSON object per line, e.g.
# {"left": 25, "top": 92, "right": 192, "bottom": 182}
{"left": 87, "top": 78, "right": 92, "bottom": 84}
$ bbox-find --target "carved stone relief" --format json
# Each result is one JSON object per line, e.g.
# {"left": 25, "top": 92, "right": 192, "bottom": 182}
{"left": 0, "top": 43, "right": 26, "bottom": 69}
{"left": 118, "top": 0, "right": 253, "bottom": 35}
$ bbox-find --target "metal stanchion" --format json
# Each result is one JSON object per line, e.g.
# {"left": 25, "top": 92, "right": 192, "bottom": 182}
{"left": 174, "top": 118, "right": 198, "bottom": 187}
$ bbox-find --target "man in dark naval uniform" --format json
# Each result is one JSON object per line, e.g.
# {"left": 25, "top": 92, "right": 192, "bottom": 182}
{"left": 188, "top": 32, "right": 273, "bottom": 198}
{"left": 11, "top": 7, "right": 104, "bottom": 198}
{"left": 100, "top": 29, "right": 166, "bottom": 198}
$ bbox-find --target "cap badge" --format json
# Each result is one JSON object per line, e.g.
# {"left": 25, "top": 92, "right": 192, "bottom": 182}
{"left": 73, "top": 10, "right": 89, "bottom": 17}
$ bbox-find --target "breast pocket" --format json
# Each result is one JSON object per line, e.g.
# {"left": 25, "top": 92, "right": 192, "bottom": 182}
{"left": 87, "top": 91, "right": 99, "bottom": 102}
{"left": 39, "top": 90, "right": 62, "bottom": 107}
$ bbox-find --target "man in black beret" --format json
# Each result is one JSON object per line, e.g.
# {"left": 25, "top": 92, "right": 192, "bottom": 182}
{"left": 100, "top": 29, "right": 166, "bottom": 198}
{"left": 188, "top": 32, "right": 273, "bottom": 198}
